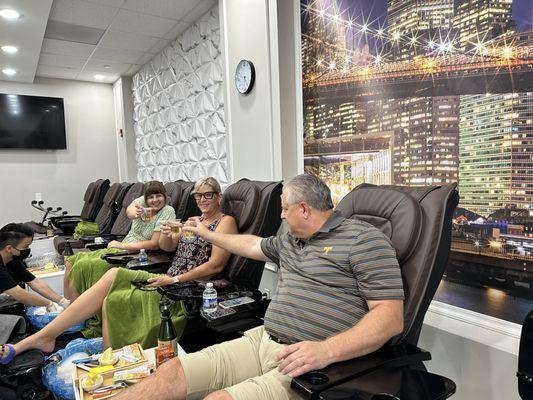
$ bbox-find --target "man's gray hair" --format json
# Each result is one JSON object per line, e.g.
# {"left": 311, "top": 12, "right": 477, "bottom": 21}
{"left": 194, "top": 177, "right": 222, "bottom": 193}
{"left": 284, "top": 174, "right": 334, "bottom": 211}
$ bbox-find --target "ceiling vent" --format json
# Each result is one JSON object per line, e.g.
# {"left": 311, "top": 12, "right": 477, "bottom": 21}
{"left": 45, "top": 20, "right": 105, "bottom": 45}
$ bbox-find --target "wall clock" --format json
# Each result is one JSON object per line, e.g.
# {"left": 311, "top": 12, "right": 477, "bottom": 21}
{"left": 235, "top": 59, "right": 255, "bottom": 94}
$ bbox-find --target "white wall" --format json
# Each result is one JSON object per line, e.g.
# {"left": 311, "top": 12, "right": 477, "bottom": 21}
{"left": 0, "top": 77, "right": 119, "bottom": 227}
{"left": 221, "top": 0, "right": 301, "bottom": 183}
{"left": 113, "top": 77, "right": 137, "bottom": 182}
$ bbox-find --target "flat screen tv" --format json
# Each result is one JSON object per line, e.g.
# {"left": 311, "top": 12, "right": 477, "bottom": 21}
{"left": 0, "top": 93, "right": 66, "bottom": 149}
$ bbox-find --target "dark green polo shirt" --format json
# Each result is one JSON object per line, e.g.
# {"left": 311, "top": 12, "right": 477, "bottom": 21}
{"left": 260, "top": 211, "right": 404, "bottom": 344}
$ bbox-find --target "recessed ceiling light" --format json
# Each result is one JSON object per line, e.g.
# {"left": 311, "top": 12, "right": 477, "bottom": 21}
{"left": 1, "top": 45, "right": 18, "bottom": 54}
{"left": 2, "top": 68, "right": 17, "bottom": 76}
{"left": 94, "top": 74, "right": 105, "bottom": 80}
{"left": 103, "top": 65, "right": 111, "bottom": 69}
{"left": 0, "top": 9, "right": 21, "bottom": 20}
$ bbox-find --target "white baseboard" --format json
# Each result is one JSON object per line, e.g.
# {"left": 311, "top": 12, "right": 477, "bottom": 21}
{"left": 424, "top": 300, "right": 522, "bottom": 355}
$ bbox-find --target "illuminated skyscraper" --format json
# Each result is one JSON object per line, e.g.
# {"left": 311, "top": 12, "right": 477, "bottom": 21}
{"left": 301, "top": 0, "right": 346, "bottom": 77}
{"left": 304, "top": 150, "right": 391, "bottom": 204}
{"left": 305, "top": 95, "right": 460, "bottom": 187}
{"left": 387, "top": 0, "right": 454, "bottom": 61}
{"left": 394, "top": 96, "right": 459, "bottom": 185}
{"left": 304, "top": 97, "right": 368, "bottom": 141}
{"left": 459, "top": 93, "right": 533, "bottom": 216}
{"left": 453, "top": 0, "right": 515, "bottom": 51}
{"left": 365, "top": 96, "right": 459, "bottom": 185}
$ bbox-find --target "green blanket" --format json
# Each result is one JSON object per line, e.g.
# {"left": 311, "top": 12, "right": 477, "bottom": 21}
{"left": 103, "top": 269, "right": 186, "bottom": 349}
{"left": 67, "top": 248, "right": 122, "bottom": 338}
{"left": 73, "top": 221, "right": 99, "bottom": 239}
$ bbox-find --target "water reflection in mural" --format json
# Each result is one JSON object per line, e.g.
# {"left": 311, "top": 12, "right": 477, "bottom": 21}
{"left": 301, "top": 0, "right": 533, "bottom": 323}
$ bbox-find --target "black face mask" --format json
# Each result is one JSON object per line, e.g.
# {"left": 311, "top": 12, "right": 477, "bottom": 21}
{"left": 13, "top": 248, "right": 31, "bottom": 261}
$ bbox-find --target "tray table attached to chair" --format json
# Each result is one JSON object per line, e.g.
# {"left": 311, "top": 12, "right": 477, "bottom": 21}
{"left": 74, "top": 343, "right": 151, "bottom": 400}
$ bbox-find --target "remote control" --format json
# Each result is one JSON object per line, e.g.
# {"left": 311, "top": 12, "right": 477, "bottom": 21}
{"left": 219, "top": 296, "right": 255, "bottom": 309}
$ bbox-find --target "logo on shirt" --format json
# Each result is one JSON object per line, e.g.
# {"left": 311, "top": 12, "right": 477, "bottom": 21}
{"left": 323, "top": 246, "right": 333, "bottom": 255}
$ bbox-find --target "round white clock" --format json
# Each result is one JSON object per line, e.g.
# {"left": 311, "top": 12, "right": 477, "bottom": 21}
{"left": 234, "top": 59, "right": 255, "bottom": 94}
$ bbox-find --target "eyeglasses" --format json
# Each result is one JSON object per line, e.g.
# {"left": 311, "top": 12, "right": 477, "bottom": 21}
{"left": 192, "top": 191, "right": 218, "bottom": 200}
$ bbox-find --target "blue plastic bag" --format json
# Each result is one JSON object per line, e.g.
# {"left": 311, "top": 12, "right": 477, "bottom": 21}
{"left": 26, "top": 306, "right": 86, "bottom": 333}
{"left": 42, "top": 337, "right": 103, "bottom": 400}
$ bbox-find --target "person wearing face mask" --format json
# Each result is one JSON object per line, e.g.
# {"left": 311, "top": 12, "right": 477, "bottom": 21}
{"left": 0, "top": 223, "right": 69, "bottom": 311}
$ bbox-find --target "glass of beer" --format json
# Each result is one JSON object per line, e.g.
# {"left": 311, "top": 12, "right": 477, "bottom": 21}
{"left": 181, "top": 222, "right": 196, "bottom": 242}
{"left": 168, "top": 219, "right": 182, "bottom": 234}
{"left": 141, "top": 207, "right": 154, "bottom": 222}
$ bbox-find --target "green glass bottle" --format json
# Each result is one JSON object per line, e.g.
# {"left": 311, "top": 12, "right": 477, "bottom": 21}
{"left": 63, "top": 240, "right": 74, "bottom": 256}
{"left": 158, "top": 299, "right": 177, "bottom": 356}
{"left": 46, "top": 220, "right": 54, "bottom": 237}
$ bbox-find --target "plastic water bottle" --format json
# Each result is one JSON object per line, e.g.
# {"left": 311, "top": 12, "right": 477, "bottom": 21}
{"left": 138, "top": 249, "right": 148, "bottom": 263}
{"left": 202, "top": 282, "right": 218, "bottom": 313}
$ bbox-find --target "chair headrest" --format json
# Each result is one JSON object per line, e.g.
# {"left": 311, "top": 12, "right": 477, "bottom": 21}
{"left": 220, "top": 179, "right": 261, "bottom": 232}
{"left": 164, "top": 182, "right": 184, "bottom": 208}
{"left": 84, "top": 182, "right": 96, "bottom": 202}
{"left": 103, "top": 183, "right": 123, "bottom": 206}
{"left": 123, "top": 183, "right": 144, "bottom": 206}
{"left": 336, "top": 184, "right": 422, "bottom": 263}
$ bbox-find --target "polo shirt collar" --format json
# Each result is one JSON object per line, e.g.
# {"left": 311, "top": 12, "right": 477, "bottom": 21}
{"left": 317, "top": 211, "right": 344, "bottom": 233}
{"left": 289, "top": 211, "right": 345, "bottom": 245}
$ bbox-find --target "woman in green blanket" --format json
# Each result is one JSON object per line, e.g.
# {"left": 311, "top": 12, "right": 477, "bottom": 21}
{"left": 63, "top": 180, "right": 175, "bottom": 301}
{"left": 3, "top": 177, "right": 237, "bottom": 356}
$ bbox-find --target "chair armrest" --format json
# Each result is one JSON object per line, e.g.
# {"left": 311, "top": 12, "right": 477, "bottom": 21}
{"left": 79, "top": 236, "right": 97, "bottom": 243}
{"left": 290, "top": 343, "right": 432, "bottom": 400}
{"left": 79, "top": 234, "right": 116, "bottom": 244}
{"left": 51, "top": 216, "right": 83, "bottom": 235}
{"left": 126, "top": 252, "right": 172, "bottom": 271}
{"left": 85, "top": 243, "right": 107, "bottom": 251}
{"left": 317, "top": 365, "right": 456, "bottom": 400}
{"left": 51, "top": 215, "right": 82, "bottom": 222}
{"left": 207, "top": 317, "right": 264, "bottom": 335}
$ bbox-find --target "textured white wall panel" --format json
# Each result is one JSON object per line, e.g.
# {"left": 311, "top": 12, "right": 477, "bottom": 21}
{"left": 132, "top": 7, "right": 227, "bottom": 184}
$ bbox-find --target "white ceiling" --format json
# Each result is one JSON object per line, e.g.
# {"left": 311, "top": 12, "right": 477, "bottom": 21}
{"left": 0, "top": 0, "right": 216, "bottom": 84}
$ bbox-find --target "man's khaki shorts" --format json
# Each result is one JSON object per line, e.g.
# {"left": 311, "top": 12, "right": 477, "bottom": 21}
{"left": 179, "top": 326, "right": 299, "bottom": 400}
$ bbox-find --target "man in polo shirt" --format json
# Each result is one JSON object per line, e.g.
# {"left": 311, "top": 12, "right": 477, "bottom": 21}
{"left": 116, "top": 174, "right": 404, "bottom": 400}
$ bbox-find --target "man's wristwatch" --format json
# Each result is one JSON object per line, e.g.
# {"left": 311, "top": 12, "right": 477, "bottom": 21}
{"left": 172, "top": 275, "right": 180, "bottom": 284}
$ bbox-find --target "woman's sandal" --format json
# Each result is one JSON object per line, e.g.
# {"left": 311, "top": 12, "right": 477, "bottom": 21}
{"left": 0, "top": 344, "right": 16, "bottom": 364}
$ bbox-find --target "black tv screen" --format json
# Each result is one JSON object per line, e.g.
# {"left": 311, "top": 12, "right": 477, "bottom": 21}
{"left": 0, "top": 93, "right": 66, "bottom": 149}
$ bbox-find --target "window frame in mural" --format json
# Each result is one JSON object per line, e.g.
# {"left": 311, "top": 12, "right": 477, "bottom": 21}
{"left": 300, "top": 0, "right": 533, "bottom": 324}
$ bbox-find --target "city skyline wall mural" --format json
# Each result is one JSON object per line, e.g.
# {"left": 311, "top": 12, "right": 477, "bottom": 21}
{"left": 301, "top": 0, "right": 533, "bottom": 323}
